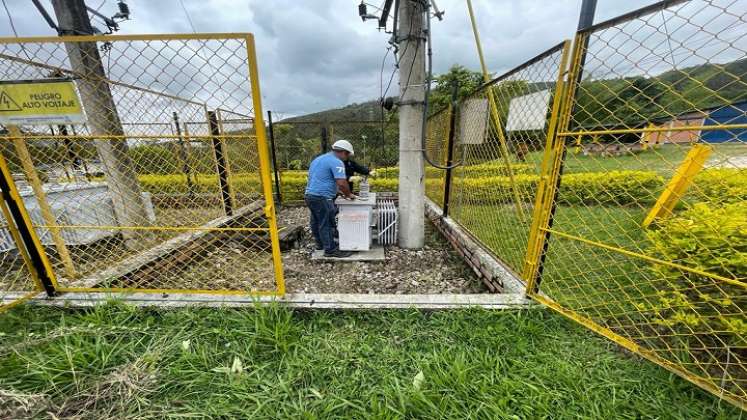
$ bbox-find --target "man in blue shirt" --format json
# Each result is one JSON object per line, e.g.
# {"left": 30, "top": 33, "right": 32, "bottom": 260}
{"left": 305, "top": 140, "right": 356, "bottom": 258}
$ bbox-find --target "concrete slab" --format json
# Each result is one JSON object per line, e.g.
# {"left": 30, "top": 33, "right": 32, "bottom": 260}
{"left": 3, "top": 291, "right": 533, "bottom": 309}
{"left": 310, "top": 246, "right": 385, "bottom": 262}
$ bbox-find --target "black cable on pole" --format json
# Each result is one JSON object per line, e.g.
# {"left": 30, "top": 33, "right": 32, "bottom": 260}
{"left": 420, "top": 0, "right": 460, "bottom": 170}
{"left": 31, "top": 0, "right": 60, "bottom": 33}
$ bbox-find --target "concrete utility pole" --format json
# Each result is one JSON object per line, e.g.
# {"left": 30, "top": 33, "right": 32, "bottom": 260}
{"left": 577, "top": 0, "right": 597, "bottom": 31}
{"left": 397, "top": 0, "right": 425, "bottom": 249}
{"left": 51, "top": 0, "right": 149, "bottom": 248}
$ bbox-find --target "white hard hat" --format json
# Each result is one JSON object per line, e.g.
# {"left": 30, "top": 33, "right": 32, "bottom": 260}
{"left": 331, "top": 139, "right": 354, "bottom": 155}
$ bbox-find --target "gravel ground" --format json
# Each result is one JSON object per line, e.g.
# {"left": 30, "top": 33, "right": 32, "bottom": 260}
{"left": 277, "top": 206, "right": 486, "bottom": 294}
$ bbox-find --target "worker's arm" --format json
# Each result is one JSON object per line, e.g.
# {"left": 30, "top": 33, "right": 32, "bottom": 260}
{"left": 348, "top": 159, "right": 370, "bottom": 176}
{"left": 336, "top": 178, "right": 355, "bottom": 199}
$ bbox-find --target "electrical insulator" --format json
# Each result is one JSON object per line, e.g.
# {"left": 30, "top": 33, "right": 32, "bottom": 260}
{"left": 117, "top": 1, "right": 130, "bottom": 19}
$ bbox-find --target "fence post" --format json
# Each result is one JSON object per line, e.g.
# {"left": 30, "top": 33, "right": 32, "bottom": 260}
{"left": 0, "top": 147, "right": 57, "bottom": 296}
{"left": 10, "top": 125, "right": 77, "bottom": 280}
{"left": 267, "top": 111, "right": 283, "bottom": 206}
{"left": 320, "top": 123, "right": 329, "bottom": 155}
{"left": 208, "top": 110, "right": 233, "bottom": 215}
{"left": 442, "top": 81, "right": 459, "bottom": 217}
{"left": 172, "top": 112, "right": 195, "bottom": 199}
{"left": 529, "top": 8, "right": 595, "bottom": 293}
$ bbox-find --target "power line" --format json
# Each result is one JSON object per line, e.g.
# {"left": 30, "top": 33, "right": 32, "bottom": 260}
{"left": 381, "top": 3, "right": 417, "bottom": 100}
{"left": 2, "top": 0, "right": 33, "bottom": 62}
{"left": 178, "top": 0, "right": 198, "bottom": 33}
{"left": 2, "top": 0, "right": 19, "bottom": 36}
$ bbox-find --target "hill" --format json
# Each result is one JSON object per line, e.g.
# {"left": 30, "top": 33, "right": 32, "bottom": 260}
{"left": 279, "top": 98, "right": 392, "bottom": 124}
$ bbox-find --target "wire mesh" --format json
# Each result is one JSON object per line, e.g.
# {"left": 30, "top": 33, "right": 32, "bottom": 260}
{"left": 526, "top": 0, "right": 747, "bottom": 409}
{"left": 0, "top": 162, "right": 43, "bottom": 311}
{"left": 423, "top": 106, "right": 452, "bottom": 207}
{"left": 0, "top": 34, "right": 283, "bottom": 296}
{"left": 426, "top": 42, "right": 570, "bottom": 275}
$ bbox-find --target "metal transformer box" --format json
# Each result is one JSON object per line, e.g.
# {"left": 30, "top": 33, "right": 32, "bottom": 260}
{"left": 335, "top": 193, "right": 376, "bottom": 251}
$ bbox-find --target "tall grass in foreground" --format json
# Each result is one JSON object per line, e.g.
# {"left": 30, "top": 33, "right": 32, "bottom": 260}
{"left": 0, "top": 304, "right": 740, "bottom": 418}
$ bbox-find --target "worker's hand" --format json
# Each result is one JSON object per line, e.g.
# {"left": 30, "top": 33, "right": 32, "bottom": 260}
{"left": 350, "top": 175, "right": 361, "bottom": 183}
{"left": 369, "top": 169, "right": 377, "bottom": 178}
{"left": 344, "top": 194, "right": 357, "bottom": 200}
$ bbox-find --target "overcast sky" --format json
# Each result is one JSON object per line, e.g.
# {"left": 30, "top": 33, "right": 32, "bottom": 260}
{"left": 1, "top": 0, "right": 657, "bottom": 115}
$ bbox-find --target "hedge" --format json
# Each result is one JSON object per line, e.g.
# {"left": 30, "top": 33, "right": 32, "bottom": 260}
{"left": 375, "top": 162, "right": 536, "bottom": 179}
{"left": 138, "top": 166, "right": 747, "bottom": 208}
{"left": 642, "top": 201, "right": 747, "bottom": 336}
{"left": 454, "top": 170, "right": 663, "bottom": 206}
{"left": 136, "top": 169, "right": 666, "bottom": 208}
{"left": 693, "top": 168, "right": 747, "bottom": 204}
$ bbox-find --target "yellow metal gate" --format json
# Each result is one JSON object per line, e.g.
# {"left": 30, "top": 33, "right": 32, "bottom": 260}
{"left": 0, "top": 34, "right": 284, "bottom": 307}
{"left": 526, "top": 1, "right": 746, "bottom": 409}
{"left": 424, "top": 0, "right": 746, "bottom": 410}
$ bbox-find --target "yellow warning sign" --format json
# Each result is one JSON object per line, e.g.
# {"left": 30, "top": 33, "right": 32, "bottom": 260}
{"left": 0, "top": 80, "right": 85, "bottom": 125}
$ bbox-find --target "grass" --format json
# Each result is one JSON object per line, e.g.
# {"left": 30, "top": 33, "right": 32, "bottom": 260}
{"left": 524, "top": 143, "right": 745, "bottom": 176}
{"left": 452, "top": 203, "right": 647, "bottom": 276}
{"left": 0, "top": 304, "right": 740, "bottom": 418}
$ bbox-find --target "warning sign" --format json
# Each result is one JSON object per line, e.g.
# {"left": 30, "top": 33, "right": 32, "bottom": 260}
{"left": 0, "top": 80, "right": 86, "bottom": 125}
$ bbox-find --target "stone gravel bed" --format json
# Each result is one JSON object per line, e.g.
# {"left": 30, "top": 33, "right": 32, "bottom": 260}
{"left": 277, "top": 206, "right": 486, "bottom": 294}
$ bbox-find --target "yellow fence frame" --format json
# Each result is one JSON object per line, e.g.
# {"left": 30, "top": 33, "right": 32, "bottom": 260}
{"left": 0, "top": 33, "right": 285, "bottom": 297}
{"left": 522, "top": 39, "right": 573, "bottom": 291}
{"left": 0, "top": 146, "right": 58, "bottom": 311}
{"left": 521, "top": 24, "right": 747, "bottom": 411}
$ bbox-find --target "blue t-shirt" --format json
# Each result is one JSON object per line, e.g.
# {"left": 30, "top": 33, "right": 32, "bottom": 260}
{"left": 305, "top": 152, "right": 347, "bottom": 198}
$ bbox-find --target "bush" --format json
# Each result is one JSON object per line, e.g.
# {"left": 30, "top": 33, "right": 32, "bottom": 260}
{"left": 137, "top": 169, "right": 663, "bottom": 207}
{"left": 559, "top": 170, "right": 663, "bottom": 205}
{"left": 375, "top": 162, "right": 536, "bottom": 179}
{"left": 129, "top": 145, "right": 216, "bottom": 175}
{"left": 454, "top": 170, "right": 662, "bottom": 206}
{"left": 643, "top": 201, "right": 747, "bottom": 336}
{"left": 693, "top": 168, "right": 747, "bottom": 204}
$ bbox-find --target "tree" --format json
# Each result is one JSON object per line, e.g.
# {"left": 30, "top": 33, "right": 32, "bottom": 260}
{"left": 429, "top": 65, "right": 484, "bottom": 111}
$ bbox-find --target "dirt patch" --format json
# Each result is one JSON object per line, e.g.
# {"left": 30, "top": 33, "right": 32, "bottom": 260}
{"left": 278, "top": 206, "right": 486, "bottom": 294}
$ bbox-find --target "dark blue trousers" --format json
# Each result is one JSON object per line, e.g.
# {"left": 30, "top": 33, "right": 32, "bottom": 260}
{"left": 305, "top": 194, "right": 337, "bottom": 253}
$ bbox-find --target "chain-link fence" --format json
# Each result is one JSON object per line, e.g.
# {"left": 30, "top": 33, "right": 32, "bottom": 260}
{"left": 425, "top": 42, "right": 571, "bottom": 274}
{"left": 529, "top": 0, "right": 747, "bottom": 408}
{"left": 0, "top": 34, "right": 284, "bottom": 306}
{"left": 424, "top": 0, "right": 745, "bottom": 409}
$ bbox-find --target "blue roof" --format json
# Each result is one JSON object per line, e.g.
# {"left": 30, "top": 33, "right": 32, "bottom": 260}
{"left": 702, "top": 100, "right": 747, "bottom": 143}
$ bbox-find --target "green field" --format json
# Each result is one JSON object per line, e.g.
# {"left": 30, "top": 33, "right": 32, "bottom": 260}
{"left": 524, "top": 143, "right": 746, "bottom": 176}
{"left": 0, "top": 304, "right": 739, "bottom": 418}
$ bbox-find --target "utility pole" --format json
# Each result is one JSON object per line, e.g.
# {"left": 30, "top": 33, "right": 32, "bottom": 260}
{"left": 397, "top": 0, "right": 425, "bottom": 249}
{"left": 51, "top": 0, "right": 149, "bottom": 249}
{"left": 577, "top": 0, "right": 597, "bottom": 31}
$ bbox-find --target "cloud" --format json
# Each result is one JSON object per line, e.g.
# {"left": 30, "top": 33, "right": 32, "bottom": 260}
{"left": 0, "top": 0, "right": 658, "bottom": 115}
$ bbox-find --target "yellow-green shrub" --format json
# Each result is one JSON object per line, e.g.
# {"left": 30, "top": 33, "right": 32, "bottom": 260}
{"left": 452, "top": 170, "right": 662, "bottom": 206}
{"left": 559, "top": 170, "right": 663, "bottom": 205}
{"left": 693, "top": 168, "right": 747, "bottom": 204}
{"left": 139, "top": 169, "right": 663, "bottom": 207}
{"left": 642, "top": 201, "right": 747, "bottom": 337}
{"left": 376, "top": 162, "right": 535, "bottom": 179}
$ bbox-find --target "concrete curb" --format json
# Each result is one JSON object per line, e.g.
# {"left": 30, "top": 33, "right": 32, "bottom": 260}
{"left": 3, "top": 291, "right": 532, "bottom": 309}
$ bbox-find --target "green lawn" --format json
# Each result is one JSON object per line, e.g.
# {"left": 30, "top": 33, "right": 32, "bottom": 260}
{"left": 0, "top": 304, "right": 739, "bottom": 418}
{"left": 524, "top": 143, "right": 745, "bottom": 176}
{"left": 451, "top": 203, "right": 648, "bottom": 277}
{"left": 452, "top": 202, "right": 671, "bottom": 329}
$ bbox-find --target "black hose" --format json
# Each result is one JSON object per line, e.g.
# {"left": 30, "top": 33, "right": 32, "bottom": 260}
{"left": 419, "top": 0, "right": 461, "bottom": 170}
